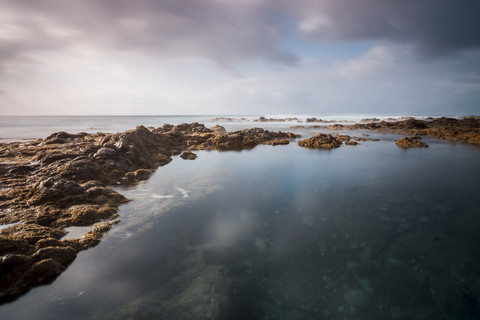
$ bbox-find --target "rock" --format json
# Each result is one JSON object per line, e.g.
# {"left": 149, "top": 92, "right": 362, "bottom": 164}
{"left": 22, "top": 258, "right": 65, "bottom": 284}
{"left": 210, "top": 125, "right": 226, "bottom": 132}
{"left": 360, "top": 118, "right": 380, "bottom": 123}
{"left": 340, "top": 117, "right": 480, "bottom": 145}
{"left": 59, "top": 158, "right": 104, "bottom": 182}
{"left": 32, "top": 246, "right": 77, "bottom": 266}
{"left": 334, "top": 134, "right": 352, "bottom": 142}
{"left": 395, "top": 136, "right": 429, "bottom": 149}
{"left": 59, "top": 204, "right": 119, "bottom": 226}
{"left": 27, "top": 178, "right": 84, "bottom": 205}
{"left": 93, "top": 146, "right": 118, "bottom": 159}
{"left": 345, "top": 141, "right": 359, "bottom": 146}
{"left": 180, "top": 151, "right": 198, "bottom": 160}
{"left": 124, "top": 169, "right": 155, "bottom": 182}
{"left": 263, "top": 139, "right": 290, "bottom": 146}
{"left": 297, "top": 134, "right": 342, "bottom": 149}
{"left": 1, "top": 224, "right": 67, "bottom": 245}
{"left": 0, "top": 123, "right": 303, "bottom": 301}
{"left": 0, "top": 236, "right": 31, "bottom": 254}
{"left": 0, "top": 254, "right": 33, "bottom": 299}
{"left": 44, "top": 132, "right": 86, "bottom": 144}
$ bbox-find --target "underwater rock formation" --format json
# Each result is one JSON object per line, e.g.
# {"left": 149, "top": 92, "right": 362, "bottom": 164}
{"left": 0, "top": 123, "right": 299, "bottom": 302}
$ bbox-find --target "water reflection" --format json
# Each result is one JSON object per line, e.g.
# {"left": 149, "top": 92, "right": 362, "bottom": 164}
{"left": 1, "top": 139, "right": 480, "bottom": 319}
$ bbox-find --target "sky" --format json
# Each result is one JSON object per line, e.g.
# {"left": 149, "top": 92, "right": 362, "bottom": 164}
{"left": 0, "top": 0, "right": 479, "bottom": 116}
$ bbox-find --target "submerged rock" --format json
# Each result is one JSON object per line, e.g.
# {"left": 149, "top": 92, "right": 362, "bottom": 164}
{"left": 395, "top": 136, "right": 429, "bottom": 149}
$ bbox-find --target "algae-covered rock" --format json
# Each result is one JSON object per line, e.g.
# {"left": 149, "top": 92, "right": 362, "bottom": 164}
{"left": 297, "top": 134, "right": 342, "bottom": 149}
{"left": 180, "top": 151, "right": 198, "bottom": 160}
{"left": 0, "top": 123, "right": 301, "bottom": 302}
{"left": 395, "top": 136, "right": 429, "bottom": 149}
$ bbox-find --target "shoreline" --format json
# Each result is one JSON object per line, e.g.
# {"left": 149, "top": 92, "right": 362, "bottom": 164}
{"left": 1, "top": 117, "right": 479, "bottom": 302}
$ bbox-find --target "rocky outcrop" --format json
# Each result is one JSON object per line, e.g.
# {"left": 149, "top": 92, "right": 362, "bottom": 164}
{"left": 297, "top": 133, "right": 379, "bottom": 149}
{"left": 336, "top": 117, "right": 480, "bottom": 145}
{"left": 180, "top": 151, "right": 197, "bottom": 160}
{"left": 297, "top": 134, "right": 342, "bottom": 149}
{"left": 395, "top": 136, "right": 429, "bottom": 149}
{"left": 0, "top": 123, "right": 298, "bottom": 302}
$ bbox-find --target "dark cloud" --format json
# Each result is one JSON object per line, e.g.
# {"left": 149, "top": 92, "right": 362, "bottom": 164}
{"left": 0, "top": 0, "right": 296, "bottom": 73}
{"left": 0, "top": 0, "right": 479, "bottom": 75}
{"left": 291, "top": 0, "right": 480, "bottom": 58}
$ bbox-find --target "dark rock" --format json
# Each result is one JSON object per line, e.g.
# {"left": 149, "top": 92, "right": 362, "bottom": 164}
{"left": 124, "top": 169, "right": 155, "bottom": 182}
{"left": 345, "top": 141, "right": 359, "bottom": 146}
{"left": 395, "top": 136, "right": 429, "bottom": 149}
{"left": 44, "top": 132, "right": 86, "bottom": 144}
{"left": 0, "top": 254, "right": 33, "bottom": 298}
{"left": 27, "top": 178, "right": 84, "bottom": 205}
{"left": 93, "top": 146, "right": 118, "bottom": 159}
{"left": 0, "top": 236, "right": 31, "bottom": 255}
{"left": 297, "top": 134, "right": 342, "bottom": 149}
{"left": 264, "top": 139, "right": 290, "bottom": 146}
{"left": 32, "top": 246, "right": 77, "bottom": 266}
{"left": 1, "top": 224, "right": 67, "bottom": 245}
{"left": 0, "top": 123, "right": 303, "bottom": 301}
{"left": 22, "top": 258, "right": 65, "bottom": 284}
{"left": 180, "top": 151, "right": 198, "bottom": 160}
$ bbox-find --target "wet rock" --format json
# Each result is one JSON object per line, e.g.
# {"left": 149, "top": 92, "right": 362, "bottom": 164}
{"left": 334, "top": 134, "right": 352, "bottom": 142}
{"left": 395, "top": 136, "right": 429, "bottom": 149}
{"left": 0, "top": 254, "right": 33, "bottom": 298}
{"left": 263, "top": 139, "right": 290, "bottom": 146}
{"left": 124, "top": 169, "right": 155, "bottom": 182}
{"left": 35, "top": 238, "right": 62, "bottom": 249}
{"left": 22, "top": 258, "right": 65, "bottom": 284}
{"left": 44, "top": 132, "right": 87, "bottom": 144}
{"left": 341, "top": 117, "right": 480, "bottom": 145}
{"left": 32, "top": 246, "right": 77, "bottom": 266}
{"left": 180, "top": 151, "right": 198, "bottom": 160}
{"left": 210, "top": 125, "right": 226, "bottom": 132}
{"left": 0, "top": 123, "right": 301, "bottom": 301}
{"left": 360, "top": 118, "right": 380, "bottom": 123}
{"left": 1, "top": 224, "right": 67, "bottom": 245}
{"left": 28, "top": 178, "right": 84, "bottom": 205}
{"left": 93, "top": 146, "right": 118, "bottom": 159}
{"left": 0, "top": 236, "right": 30, "bottom": 255}
{"left": 345, "top": 141, "right": 359, "bottom": 146}
{"left": 60, "top": 205, "right": 119, "bottom": 226}
{"left": 59, "top": 158, "right": 104, "bottom": 182}
{"left": 297, "top": 134, "right": 342, "bottom": 149}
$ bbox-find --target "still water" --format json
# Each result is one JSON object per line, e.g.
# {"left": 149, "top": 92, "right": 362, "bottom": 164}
{"left": 1, "top": 134, "right": 479, "bottom": 319}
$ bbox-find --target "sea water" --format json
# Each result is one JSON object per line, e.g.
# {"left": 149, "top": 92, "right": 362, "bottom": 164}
{"left": 1, "top": 127, "right": 479, "bottom": 320}
{"left": 0, "top": 114, "right": 453, "bottom": 142}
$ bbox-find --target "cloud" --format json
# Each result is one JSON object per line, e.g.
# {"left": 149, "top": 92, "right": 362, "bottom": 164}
{"left": 435, "top": 72, "right": 480, "bottom": 94}
{"left": 291, "top": 0, "right": 480, "bottom": 58}
{"left": 329, "top": 46, "right": 405, "bottom": 80}
{"left": 1, "top": 0, "right": 479, "bottom": 75}
{"left": 0, "top": 0, "right": 297, "bottom": 75}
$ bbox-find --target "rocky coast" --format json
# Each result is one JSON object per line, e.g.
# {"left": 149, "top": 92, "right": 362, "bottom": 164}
{"left": 329, "top": 116, "right": 480, "bottom": 145}
{"left": 0, "top": 123, "right": 299, "bottom": 302}
{"left": 1, "top": 116, "right": 479, "bottom": 304}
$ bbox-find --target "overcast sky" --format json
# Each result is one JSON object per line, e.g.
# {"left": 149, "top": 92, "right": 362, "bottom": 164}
{"left": 1, "top": 0, "right": 479, "bottom": 116}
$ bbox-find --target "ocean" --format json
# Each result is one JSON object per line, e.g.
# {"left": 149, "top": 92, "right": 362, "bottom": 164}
{"left": 0, "top": 115, "right": 479, "bottom": 319}
{"left": 0, "top": 114, "right": 450, "bottom": 142}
